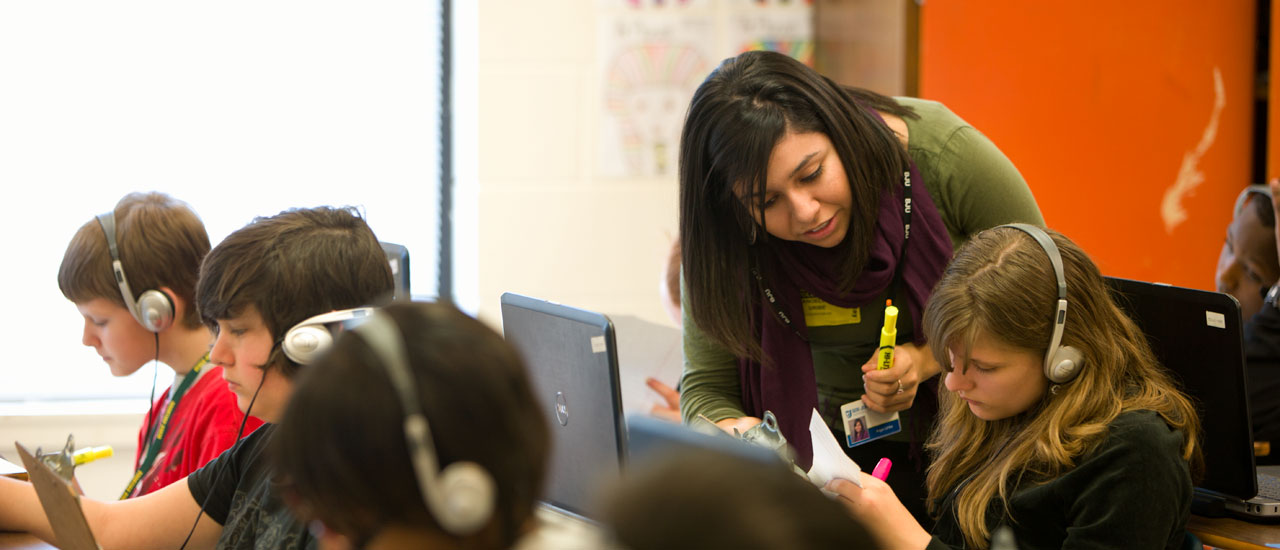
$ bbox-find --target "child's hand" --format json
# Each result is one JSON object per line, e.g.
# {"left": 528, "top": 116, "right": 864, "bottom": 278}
{"left": 645, "top": 377, "right": 681, "bottom": 423}
{"left": 825, "top": 475, "right": 931, "bottom": 549}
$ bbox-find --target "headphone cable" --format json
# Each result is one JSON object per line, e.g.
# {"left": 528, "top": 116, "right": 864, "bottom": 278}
{"left": 177, "top": 365, "right": 264, "bottom": 550}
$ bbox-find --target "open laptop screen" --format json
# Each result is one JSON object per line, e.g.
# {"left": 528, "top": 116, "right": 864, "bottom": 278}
{"left": 500, "top": 293, "right": 627, "bottom": 520}
{"left": 1105, "top": 277, "right": 1257, "bottom": 500}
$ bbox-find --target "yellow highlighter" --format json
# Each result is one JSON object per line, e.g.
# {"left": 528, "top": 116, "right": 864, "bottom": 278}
{"left": 877, "top": 300, "right": 899, "bottom": 370}
{"left": 73, "top": 445, "right": 113, "bottom": 466}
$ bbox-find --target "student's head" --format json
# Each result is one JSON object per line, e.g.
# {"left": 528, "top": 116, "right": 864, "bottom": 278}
{"left": 923, "top": 225, "right": 1201, "bottom": 547}
{"left": 660, "top": 239, "right": 682, "bottom": 325}
{"left": 1216, "top": 184, "right": 1279, "bottom": 320}
{"left": 602, "top": 448, "right": 874, "bottom": 550}
{"left": 853, "top": 417, "right": 866, "bottom": 433}
{"left": 678, "top": 50, "right": 914, "bottom": 359}
{"left": 273, "top": 302, "right": 549, "bottom": 550}
{"left": 197, "top": 206, "right": 394, "bottom": 420}
{"left": 58, "top": 192, "right": 211, "bottom": 376}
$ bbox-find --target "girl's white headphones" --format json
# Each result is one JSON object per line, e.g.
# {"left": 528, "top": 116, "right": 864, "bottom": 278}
{"left": 1000, "top": 224, "right": 1085, "bottom": 384}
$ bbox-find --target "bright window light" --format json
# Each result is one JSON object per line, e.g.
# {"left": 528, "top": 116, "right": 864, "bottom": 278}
{"left": 0, "top": 1, "right": 443, "bottom": 403}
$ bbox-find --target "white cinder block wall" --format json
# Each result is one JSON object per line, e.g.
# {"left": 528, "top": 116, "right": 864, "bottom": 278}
{"left": 474, "top": 1, "right": 684, "bottom": 329}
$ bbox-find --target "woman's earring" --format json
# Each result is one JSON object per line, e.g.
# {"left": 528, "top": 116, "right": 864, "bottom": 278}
{"left": 748, "top": 224, "right": 758, "bottom": 245}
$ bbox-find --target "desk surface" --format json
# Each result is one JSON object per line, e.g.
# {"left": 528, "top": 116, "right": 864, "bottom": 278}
{"left": 0, "top": 533, "right": 53, "bottom": 550}
{"left": 1189, "top": 514, "right": 1280, "bottom": 550}
{"left": 1, "top": 511, "right": 1274, "bottom": 550}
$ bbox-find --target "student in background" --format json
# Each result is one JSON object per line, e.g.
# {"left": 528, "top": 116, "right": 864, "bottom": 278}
{"left": 645, "top": 239, "right": 683, "bottom": 423}
{"left": 1216, "top": 184, "right": 1280, "bottom": 321}
{"left": 601, "top": 447, "right": 875, "bottom": 550}
{"left": 0, "top": 206, "right": 394, "bottom": 549}
{"left": 828, "top": 226, "right": 1201, "bottom": 550}
{"left": 677, "top": 49, "right": 1043, "bottom": 524}
{"left": 273, "top": 302, "right": 549, "bottom": 550}
{"left": 58, "top": 192, "right": 262, "bottom": 497}
{"left": 1217, "top": 182, "right": 1280, "bottom": 463}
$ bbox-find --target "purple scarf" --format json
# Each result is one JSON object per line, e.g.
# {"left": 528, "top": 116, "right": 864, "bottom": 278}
{"left": 738, "top": 158, "right": 953, "bottom": 469}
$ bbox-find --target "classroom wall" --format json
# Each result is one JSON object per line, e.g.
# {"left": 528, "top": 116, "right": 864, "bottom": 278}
{"left": 474, "top": 2, "right": 676, "bottom": 327}
{"left": 919, "top": 1, "right": 1257, "bottom": 288}
{"left": 2, "top": 409, "right": 138, "bottom": 500}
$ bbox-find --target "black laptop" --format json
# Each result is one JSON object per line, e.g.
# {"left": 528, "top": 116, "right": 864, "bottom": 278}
{"left": 1106, "top": 277, "right": 1280, "bottom": 521}
{"left": 499, "top": 293, "right": 628, "bottom": 521}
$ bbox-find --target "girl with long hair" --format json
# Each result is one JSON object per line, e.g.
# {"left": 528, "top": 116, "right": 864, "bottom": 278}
{"left": 828, "top": 226, "right": 1202, "bottom": 549}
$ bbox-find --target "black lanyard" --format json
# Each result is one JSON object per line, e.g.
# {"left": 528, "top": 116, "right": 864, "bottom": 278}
{"left": 753, "top": 169, "right": 914, "bottom": 334}
{"left": 120, "top": 354, "right": 210, "bottom": 499}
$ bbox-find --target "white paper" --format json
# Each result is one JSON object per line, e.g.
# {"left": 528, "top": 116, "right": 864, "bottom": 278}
{"left": 609, "top": 314, "right": 684, "bottom": 419}
{"left": 806, "top": 408, "right": 862, "bottom": 488}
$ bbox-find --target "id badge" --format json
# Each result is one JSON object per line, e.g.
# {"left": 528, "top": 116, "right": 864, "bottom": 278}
{"left": 840, "top": 398, "right": 901, "bottom": 448}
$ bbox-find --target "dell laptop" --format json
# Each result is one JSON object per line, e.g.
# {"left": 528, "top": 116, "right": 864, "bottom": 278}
{"left": 499, "top": 293, "right": 628, "bottom": 521}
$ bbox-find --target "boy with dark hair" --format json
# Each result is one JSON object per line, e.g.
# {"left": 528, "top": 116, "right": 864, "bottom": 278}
{"left": 58, "top": 191, "right": 261, "bottom": 497}
{"left": 1, "top": 205, "right": 394, "bottom": 549}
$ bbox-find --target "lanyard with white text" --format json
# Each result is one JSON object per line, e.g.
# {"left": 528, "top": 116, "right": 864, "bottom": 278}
{"left": 752, "top": 169, "right": 914, "bottom": 332}
{"left": 119, "top": 354, "right": 210, "bottom": 499}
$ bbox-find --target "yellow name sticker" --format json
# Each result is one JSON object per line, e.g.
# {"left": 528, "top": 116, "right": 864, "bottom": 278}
{"left": 800, "top": 291, "right": 861, "bottom": 327}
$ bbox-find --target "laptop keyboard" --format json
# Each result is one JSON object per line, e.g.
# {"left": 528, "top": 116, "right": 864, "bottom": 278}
{"left": 1259, "top": 473, "right": 1280, "bottom": 499}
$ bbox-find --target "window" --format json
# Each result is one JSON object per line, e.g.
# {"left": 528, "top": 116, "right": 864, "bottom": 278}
{"left": 0, "top": 1, "right": 445, "bottom": 404}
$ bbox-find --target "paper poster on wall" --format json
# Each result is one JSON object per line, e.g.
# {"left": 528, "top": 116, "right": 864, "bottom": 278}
{"left": 596, "top": 0, "right": 813, "bottom": 179}
{"left": 727, "top": 6, "right": 814, "bottom": 66}
{"left": 725, "top": 0, "right": 814, "bottom": 8}
{"left": 599, "top": 0, "right": 710, "bottom": 9}
{"left": 597, "top": 14, "right": 715, "bottom": 179}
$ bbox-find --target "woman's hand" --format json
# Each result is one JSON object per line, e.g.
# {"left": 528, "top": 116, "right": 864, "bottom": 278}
{"left": 714, "top": 416, "right": 763, "bottom": 435}
{"left": 825, "top": 475, "right": 931, "bottom": 550}
{"left": 860, "top": 342, "right": 940, "bottom": 414}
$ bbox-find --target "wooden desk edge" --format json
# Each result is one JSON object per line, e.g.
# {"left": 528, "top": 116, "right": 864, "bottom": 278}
{"left": 1188, "top": 514, "right": 1280, "bottom": 550}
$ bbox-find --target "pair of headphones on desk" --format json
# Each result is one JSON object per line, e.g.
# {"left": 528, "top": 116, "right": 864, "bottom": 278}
{"left": 1000, "top": 224, "right": 1085, "bottom": 384}
{"left": 283, "top": 308, "right": 497, "bottom": 535}
{"left": 96, "top": 211, "right": 174, "bottom": 333}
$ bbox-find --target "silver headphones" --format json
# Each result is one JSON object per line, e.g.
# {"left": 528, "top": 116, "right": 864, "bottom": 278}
{"left": 95, "top": 212, "right": 174, "bottom": 333}
{"left": 1000, "top": 224, "right": 1085, "bottom": 384}
{"left": 352, "top": 311, "right": 497, "bottom": 536}
{"left": 281, "top": 308, "right": 376, "bottom": 365}
{"left": 282, "top": 308, "right": 498, "bottom": 535}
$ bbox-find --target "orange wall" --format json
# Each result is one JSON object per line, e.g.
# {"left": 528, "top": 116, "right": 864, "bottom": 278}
{"left": 1272, "top": 1, "right": 1279, "bottom": 182}
{"left": 919, "top": 2, "right": 1256, "bottom": 289}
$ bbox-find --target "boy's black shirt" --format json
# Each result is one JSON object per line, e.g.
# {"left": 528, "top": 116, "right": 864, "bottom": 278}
{"left": 188, "top": 424, "right": 316, "bottom": 550}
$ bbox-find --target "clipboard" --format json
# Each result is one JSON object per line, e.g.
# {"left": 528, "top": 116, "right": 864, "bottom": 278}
{"left": 15, "top": 442, "right": 100, "bottom": 550}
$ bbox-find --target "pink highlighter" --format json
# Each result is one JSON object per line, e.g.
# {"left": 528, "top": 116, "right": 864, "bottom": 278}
{"left": 871, "top": 457, "right": 893, "bottom": 481}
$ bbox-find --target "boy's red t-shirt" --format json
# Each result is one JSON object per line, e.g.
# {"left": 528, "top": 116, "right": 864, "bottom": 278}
{"left": 130, "top": 365, "right": 263, "bottom": 497}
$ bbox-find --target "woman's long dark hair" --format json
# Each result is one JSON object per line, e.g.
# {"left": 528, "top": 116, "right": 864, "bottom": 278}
{"left": 678, "top": 50, "right": 916, "bottom": 360}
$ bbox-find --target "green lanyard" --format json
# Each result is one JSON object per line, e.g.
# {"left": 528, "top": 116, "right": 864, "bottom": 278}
{"left": 120, "top": 354, "right": 210, "bottom": 499}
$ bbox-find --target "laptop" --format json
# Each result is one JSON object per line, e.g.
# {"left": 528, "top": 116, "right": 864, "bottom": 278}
{"left": 15, "top": 442, "right": 98, "bottom": 550}
{"left": 499, "top": 293, "right": 628, "bottom": 521}
{"left": 1105, "top": 277, "right": 1280, "bottom": 521}
{"left": 379, "top": 242, "right": 411, "bottom": 300}
{"left": 625, "top": 414, "right": 785, "bottom": 468}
